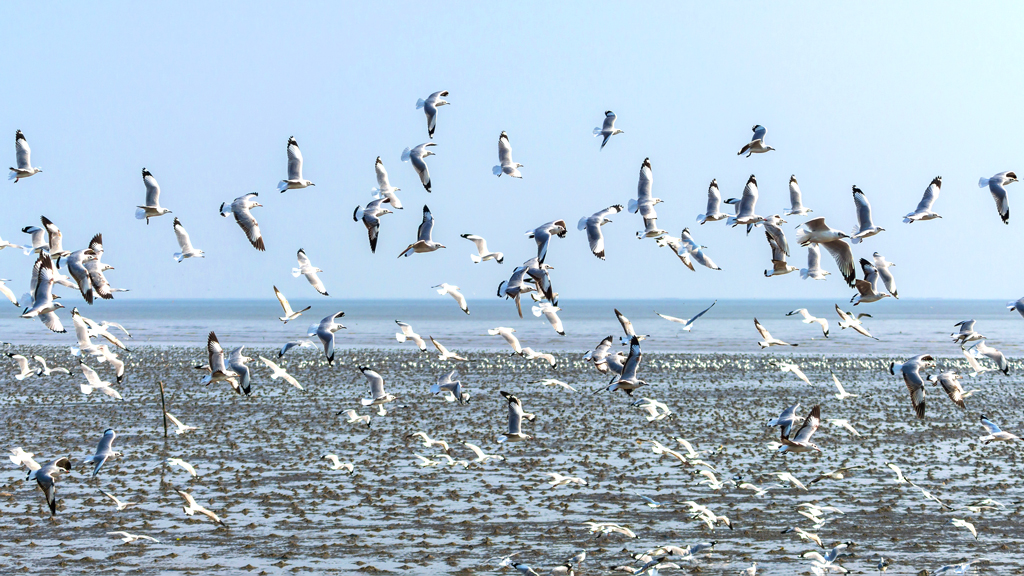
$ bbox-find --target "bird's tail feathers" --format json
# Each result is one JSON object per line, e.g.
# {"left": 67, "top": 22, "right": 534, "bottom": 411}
{"left": 799, "top": 268, "right": 809, "bottom": 280}
{"left": 277, "top": 181, "right": 288, "bottom": 192}
{"left": 577, "top": 217, "right": 588, "bottom": 231}
{"left": 696, "top": 214, "right": 707, "bottom": 224}
{"left": 470, "top": 254, "right": 482, "bottom": 263}
{"left": 291, "top": 268, "right": 302, "bottom": 278}
{"left": 628, "top": 199, "right": 639, "bottom": 213}
{"left": 531, "top": 305, "right": 544, "bottom": 318}
{"left": 795, "top": 229, "right": 811, "bottom": 245}
{"left": 359, "top": 398, "right": 374, "bottom": 406}
{"left": 173, "top": 253, "right": 184, "bottom": 262}
{"left": 416, "top": 98, "right": 426, "bottom": 109}
{"left": 306, "top": 323, "right": 319, "bottom": 337}
{"left": 395, "top": 333, "right": 407, "bottom": 343}
{"left": 978, "top": 177, "right": 990, "bottom": 188}
{"left": 401, "top": 148, "right": 412, "bottom": 162}
{"left": 134, "top": 208, "right": 147, "bottom": 220}
{"left": 7, "top": 171, "right": 15, "bottom": 181}
{"left": 492, "top": 165, "right": 502, "bottom": 176}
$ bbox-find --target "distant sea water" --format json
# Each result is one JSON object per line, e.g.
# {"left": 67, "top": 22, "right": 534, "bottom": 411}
{"left": 2, "top": 299, "right": 1018, "bottom": 357}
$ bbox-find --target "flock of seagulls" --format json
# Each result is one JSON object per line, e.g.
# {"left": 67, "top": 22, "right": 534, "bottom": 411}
{"left": 5, "top": 96, "right": 1021, "bottom": 575}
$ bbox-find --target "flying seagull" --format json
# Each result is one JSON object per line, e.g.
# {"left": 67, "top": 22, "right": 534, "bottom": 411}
{"left": 371, "top": 156, "right": 403, "bottom": 209}
{"left": 460, "top": 234, "right": 503, "bottom": 263}
{"left": 795, "top": 218, "right": 855, "bottom": 286}
{"left": 498, "top": 391, "right": 534, "bottom": 443}
{"left": 176, "top": 490, "right": 224, "bottom": 525}
{"left": 292, "top": 248, "right": 328, "bottom": 295}
{"left": 978, "top": 170, "right": 1017, "bottom": 224}
{"left": 593, "top": 110, "right": 624, "bottom": 149}
{"left": 200, "top": 332, "right": 239, "bottom": 389}
{"left": 353, "top": 197, "right": 393, "bottom": 253}
{"left": 578, "top": 204, "right": 624, "bottom": 260}
{"left": 259, "top": 356, "right": 302, "bottom": 390}
{"left": 399, "top": 205, "right": 445, "bottom": 257}
{"left": 786, "top": 309, "right": 829, "bottom": 337}
{"left": 799, "top": 244, "right": 830, "bottom": 280}
{"left": 928, "top": 371, "right": 966, "bottom": 410}
{"left": 630, "top": 158, "right": 667, "bottom": 238}
{"left": 785, "top": 175, "right": 812, "bottom": 216}
{"left": 726, "top": 175, "right": 764, "bottom": 228}
{"left": 394, "top": 320, "right": 427, "bottom": 351}
{"left": 172, "top": 218, "right": 204, "bottom": 261}
{"left": 755, "top": 318, "right": 797, "bottom": 348}
{"left": 273, "top": 286, "right": 310, "bottom": 324}
{"left": 227, "top": 346, "right": 254, "bottom": 396}
{"left": 220, "top": 193, "right": 265, "bottom": 251}
{"left": 526, "top": 220, "right": 568, "bottom": 264}
{"left": 359, "top": 366, "right": 397, "bottom": 412}
{"left": 696, "top": 179, "right": 728, "bottom": 224}
{"left": 737, "top": 124, "right": 775, "bottom": 157}
{"left": 763, "top": 228, "right": 797, "bottom": 277}
{"left": 835, "top": 304, "right": 878, "bottom": 339}
{"left": 415, "top": 90, "right": 449, "bottom": 139}
{"left": 277, "top": 136, "right": 315, "bottom": 191}
{"left": 492, "top": 131, "right": 523, "bottom": 178}
{"left": 904, "top": 176, "right": 942, "bottom": 223}
{"left": 532, "top": 303, "right": 564, "bottom": 335}
{"left": 654, "top": 301, "right": 716, "bottom": 331}
{"left": 777, "top": 405, "right": 822, "bottom": 455}
{"left": 30, "top": 456, "right": 71, "bottom": 515}
{"left": 309, "top": 312, "right": 346, "bottom": 365}
{"left": 433, "top": 283, "right": 469, "bottom": 314}
{"left": 430, "top": 369, "right": 470, "bottom": 404}
{"left": 850, "top": 186, "right": 884, "bottom": 243}
{"left": 889, "top": 353, "right": 936, "bottom": 419}
{"left": 135, "top": 168, "right": 172, "bottom": 224}
{"left": 401, "top": 143, "right": 437, "bottom": 192}
{"left": 9, "top": 130, "right": 42, "bottom": 182}
{"left": 606, "top": 336, "right": 646, "bottom": 395}
{"left": 84, "top": 428, "right": 120, "bottom": 477}
{"left": 979, "top": 415, "right": 1021, "bottom": 444}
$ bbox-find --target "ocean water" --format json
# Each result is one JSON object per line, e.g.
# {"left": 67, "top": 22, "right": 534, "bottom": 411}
{"left": 1, "top": 298, "right": 1018, "bottom": 356}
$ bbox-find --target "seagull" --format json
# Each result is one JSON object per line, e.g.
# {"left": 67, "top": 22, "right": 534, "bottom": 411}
{"left": 65, "top": 241, "right": 97, "bottom": 302}
{"left": 277, "top": 136, "right": 315, "bottom": 191}
{"left": 783, "top": 175, "right": 813, "bottom": 216}
{"left": 777, "top": 361, "right": 811, "bottom": 385}
{"left": 371, "top": 156, "right": 403, "bottom": 209}
{"left": 30, "top": 457, "right": 71, "bottom": 515}
{"left": 401, "top": 143, "right": 437, "bottom": 192}
{"left": 433, "top": 283, "right": 469, "bottom": 314}
{"left": 135, "top": 168, "right": 172, "bottom": 223}
{"left": 777, "top": 405, "right": 821, "bottom": 455}
{"left": 696, "top": 179, "right": 728, "bottom": 224}
{"left": 933, "top": 559, "right": 990, "bottom": 574}
{"left": 399, "top": 205, "right": 445, "bottom": 257}
{"left": 962, "top": 347, "right": 993, "bottom": 377}
{"left": 84, "top": 428, "right": 120, "bottom": 476}
{"left": 394, "top": 321, "right": 427, "bottom": 351}
{"left": 461, "top": 234, "right": 503, "bottom": 263}
{"left": 740, "top": 562, "right": 758, "bottom": 576}
{"left": 359, "top": 367, "right": 397, "bottom": 412}
{"left": 200, "top": 332, "right": 239, "bottom": 388}
{"left": 21, "top": 223, "right": 47, "bottom": 256}
{"left": 763, "top": 228, "right": 797, "bottom": 277}
{"left": 78, "top": 362, "right": 122, "bottom": 399}
{"left": 851, "top": 260, "right": 891, "bottom": 306}
{"left": 526, "top": 220, "right": 568, "bottom": 264}
{"left": 827, "top": 418, "right": 862, "bottom": 436}
{"left": 830, "top": 372, "right": 858, "bottom": 400}
{"left": 292, "top": 249, "right": 329, "bottom": 295}
{"left": 321, "top": 455, "right": 354, "bottom": 473}
{"left": 107, "top": 531, "right": 159, "bottom": 544}
{"left": 464, "top": 441, "right": 504, "bottom": 463}
{"left": 799, "top": 245, "right": 830, "bottom": 280}
{"left": 786, "top": 309, "right": 829, "bottom": 337}
{"left": 176, "top": 490, "right": 224, "bottom": 525}
{"left": 850, "top": 186, "right": 884, "bottom": 243}
{"left": 259, "top": 356, "right": 302, "bottom": 390}
{"left": 593, "top": 110, "right": 624, "bottom": 150}
{"left": 889, "top": 353, "right": 936, "bottom": 419}
{"left": 767, "top": 403, "right": 801, "bottom": 438}
{"left": 353, "top": 197, "right": 393, "bottom": 254}
{"left": 165, "top": 412, "right": 197, "bottom": 434}
{"left": 796, "top": 218, "right": 855, "bottom": 286}
{"left": 165, "top": 457, "right": 198, "bottom": 478}
{"left": 32, "top": 355, "right": 69, "bottom": 376}
{"left": 768, "top": 471, "right": 808, "bottom": 491}
{"left": 631, "top": 158, "right": 667, "bottom": 239}
{"left": 95, "top": 345, "right": 125, "bottom": 384}
{"left": 430, "top": 369, "right": 470, "bottom": 404}
{"left": 228, "top": 346, "right": 254, "bottom": 395}
{"left": 220, "top": 193, "right": 265, "bottom": 251}
{"left": 754, "top": 318, "right": 797, "bottom": 348}
{"left": 579, "top": 204, "right": 624, "bottom": 259}
{"left": 279, "top": 339, "right": 315, "bottom": 357}
{"left": 763, "top": 214, "right": 790, "bottom": 256}
{"left": 809, "top": 465, "right": 865, "bottom": 484}
{"left": 337, "top": 409, "right": 371, "bottom": 427}
{"left": 546, "top": 472, "right": 588, "bottom": 487}
{"left": 532, "top": 303, "right": 564, "bottom": 335}
{"left": 583, "top": 335, "right": 615, "bottom": 372}
{"left": 309, "top": 312, "right": 346, "bottom": 365}
{"left": 979, "top": 170, "right": 1017, "bottom": 224}
{"left": 99, "top": 490, "right": 137, "bottom": 511}
{"left": 416, "top": 90, "right": 449, "bottom": 139}
{"left": 904, "top": 176, "right": 942, "bottom": 223}
{"left": 782, "top": 526, "right": 823, "bottom": 548}
{"left": 654, "top": 301, "right": 716, "bottom": 332}
{"left": 488, "top": 327, "right": 523, "bottom": 354}
{"left": 530, "top": 378, "right": 575, "bottom": 391}
{"left": 21, "top": 254, "right": 66, "bottom": 333}
{"left": 631, "top": 397, "right": 671, "bottom": 421}
{"left": 606, "top": 336, "right": 646, "bottom": 395}
{"left": 79, "top": 313, "right": 131, "bottom": 351}
{"left": 521, "top": 347, "right": 557, "bottom": 368}
{"left": 872, "top": 252, "right": 898, "bottom": 298}
{"left": 951, "top": 320, "right": 984, "bottom": 345}
{"left": 966, "top": 341, "right": 1009, "bottom": 375}
{"left": 430, "top": 336, "right": 469, "bottom": 362}
{"left": 885, "top": 461, "right": 916, "bottom": 485}
{"left": 947, "top": 518, "right": 978, "bottom": 540}
{"left": 0, "top": 234, "right": 27, "bottom": 253}
{"left": 492, "top": 131, "right": 523, "bottom": 178}
{"left": 498, "top": 391, "right": 534, "bottom": 443}
{"left": 615, "top": 308, "right": 649, "bottom": 344}
{"left": 273, "top": 286, "right": 310, "bottom": 324}
{"left": 979, "top": 415, "right": 1020, "bottom": 443}
{"left": 737, "top": 124, "right": 775, "bottom": 157}
{"left": 171, "top": 218, "right": 204, "bottom": 261}
{"left": 655, "top": 228, "right": 721, "bottom": 271}
{"left": 9, "top": 130, "right": 42, "bottom": 182}
{"left": 835, "top": 304, "right": 878, "bottom": 339}
{"left": 726, "top": 175, "right": 764, "bottom": 228}
{"left": 407, "top": 432, "right": 451, "bottom": 452}
{"left": 7, "top": 353, "right": 35, "bottom": 380}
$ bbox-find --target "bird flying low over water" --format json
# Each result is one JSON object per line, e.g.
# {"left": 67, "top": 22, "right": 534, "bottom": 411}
{"left": 394, "top": 320, "right": 427, "bottom": 351}
{"left": 737, "top": 124, "right": 775, "bottom": 157}
{"left": 9, "top": 130, "right": 42, "bottom": 182}
{"left": 654, "top": 301, "right": 716, "bottom": 332}
{"left": 291, "top": 249, "right": 329, "bottom": 295}
{"left": 416, "top": 90, "right": 449, "bottom": 139}
{"left": 777, "top": 405, "right": 821, "bottom": 456}
{"left": 273, "top": 286, "right": 310, "bottom": 324}
{"left": 889, "top": 353, "right": 936, "bottom": 419}
{"left": 201, "top": 332, "right": 239, "bottom": 389}
{"left": 754, "top": 318, "right": 797, "bottom": 348}
{"left": 594, "top": 110, "right": 624, "bottom": 149}
{"left": 84, "top": 428, "right": 120, "bottom": 477}
{"left": 30, "top": 456, "right": 71, "bottom": 515}
{"left": 277, "top": 136, "right": 315, "bottom": 191}
{"left": 461, "top": 234, "right": 503, "bottom": 264}
{"left": 309, "top": 312, "right": 346, "bottom": 365}
{"left": 978, "top": 171, "right": 1017, "bottom": 224}
{"left": 434, "top": 283, "right": 469, "bottom": 315}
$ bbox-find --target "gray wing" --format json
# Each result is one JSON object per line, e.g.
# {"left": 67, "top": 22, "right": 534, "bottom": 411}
{"left": 853, "top": 188, "right": 874, "bottom": 230}
{"left": 619, "top": 338, "right": 642, "bottom": 380}
{"left": 706, "top": 181, "right": 721, "bottom": 214}
{"left": 989, "top": 181, "right": 1009, "bottom": 223}
{"left": 955, "top": 319, "right": 976, "bottom": 333}
{"left": 173, "top": 219, "right": 194, "bottom": 251}
{"left": 16, "top": 132, "right": 31, "bottom": 169}
{"left": 602, "top": 112, "right": 616, "bottom": 132}
{"left": 807, "top": 244, "right": 821, "bottom": 269}
{"left": 636, "top": 159, "right": 653, "bottom": 205}
{"left": 207, "top": 332, "right": 228, "bottom": 372}
{"left": 789, "top": 177, "right": 804, "bottom": 211}
{"left": 233, "top": 202, "right": 264, "bottom": 251}
{"left": 751, "top": 125, "right": 767, "bottom": 142}
{"left": 914, "top": 178, "right": 941, "bottom": 212}
{"left": 375, "top": 157, "right": 390, "bottom": 189}
{"left": 820, "top": 240, "right": 855, "bottom": 286}
{"left": 903, "top": 368, "right": 926, "bottom": 419}
{"left": 417, "top": 205, "right": 434, "bottom": 242}
{"left": 777, "top": 403, "right": 800, "bottom": 437}
{"left": 766, "top": 231, "right": 786, "bottom": 262}
{"left": 143, "top": 170, "right": 161, "bottom": 206}
{"left": 586, "top": 219, "right": 605, "bottom": 259}
{"left": 362, "top": 368, "right": 385, "bottom": 398}
{"left": 688, "top": 301, "right": 716, "bottom": 324}
{"left": 507, "top": 403, "right": 523, "bottom": 435}
{"left": 498, "top": 133, "right": 513, "bottom": 165}
{"left": 737, "top": 177, "right": 758, "bottom": 218}
{"left": 938, "top": 375, "right": 966, "bottom": 409}
{"left": 765, "top": 222, "right": 790, "bottom": 256}
{"left": 793, "top": 405, "right": 820, "bottom": 443}
{"left": 287, "top": 138, "right": 303, "bottom": 181}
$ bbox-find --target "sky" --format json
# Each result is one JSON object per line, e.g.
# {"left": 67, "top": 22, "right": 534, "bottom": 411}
{"left": 4, "top": 2, "right": 1024, "bottom": 302}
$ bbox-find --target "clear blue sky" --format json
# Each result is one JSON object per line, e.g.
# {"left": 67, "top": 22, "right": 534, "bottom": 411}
{"left": 4, "top": 2, "right": 1023, "bottom": 301}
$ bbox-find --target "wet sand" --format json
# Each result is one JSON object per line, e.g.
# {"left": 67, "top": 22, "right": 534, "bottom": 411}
{"left": 1, "top": 346, "right": 1021, "bottom": 575}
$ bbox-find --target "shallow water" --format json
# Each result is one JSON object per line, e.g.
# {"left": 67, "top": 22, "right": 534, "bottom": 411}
{"left": 1, "top": 345, "right": 1021, "bottom": 575}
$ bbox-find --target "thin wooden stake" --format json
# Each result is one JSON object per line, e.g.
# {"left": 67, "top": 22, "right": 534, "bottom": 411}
{"left": 158, "top": 380, "right": 168, "bottom": 439}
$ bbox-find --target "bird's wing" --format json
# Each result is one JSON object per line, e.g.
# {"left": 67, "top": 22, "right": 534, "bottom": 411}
{"left": 636, "top": 159, "right": 653, "bottom": 205}
{"left": 738, "top": 177, "right": 758, "bottom": 217}
{"left": 980, "top": 417, "right": 1001, "bottom": 434}
{"left": 234, "top": 204, "right": 264, "bottom": 250}
{"left": 417, "top": 205, "right": 435, "bottom": 241}
{"left": 706, "top": 182, "right": 721, "bottom": 214}
{"left": 615, "top": 309, "right": 635, "bottom": 337}
{"left": 15, "top": 132, "right": 31, "bottom": 169}
{"left": 296, "top": 249, "right": 312, "bottom": 268}
{"left": 173, "top": 219, "right": 194, "bottom": 251}
{"left": 497, "top": 132, "right": 513, "bottom": 165}
{"left": 754, "top": 318, "right": 771, "bottom": 340}
{"left": 751, "top": 125, "right": 767, "bottom": 142}
{"left": 853, "top": 188, "right": 874, "bottom": 229}
{"left": 915, "top": 178, "right": 941, "bottom": 212}
{"left": 820, "top": 239, "right": 855, "bottom": 286}
{"left": 274, "top": 286, "right": 293, "bottom": 315}
{"left": 207, "top": 332, "right": 227, "bottom": 372}
{"left": 903, "top": 369, "right": 926, "bottom": 418}
{"left": 793, "top": 405, "right": 821, "bottom": 443}
{"left": 287, "top": 139, "right": 303, "bottom": 181}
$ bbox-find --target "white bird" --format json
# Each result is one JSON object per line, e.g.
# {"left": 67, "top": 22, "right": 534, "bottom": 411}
{"left": 228, "top": 346, "right": 254, "bottom": 396}
{"left": 966, "top": 341, "right": 1009, "bottom": 375}
{"left": 521, "top": 347, "right": 557, "bottom": 368}
{"left": 786, "top": 309, "right": 829, "bottom": 337}
{"left": 273, "top": 286, "right": 310, "bottom": 324}
{"left": 416, "top": 90, "right": 449, "bottom": 139}
{"left": 430, "top": 336, "right": 469, "bottom": 362}
{"left": 615, "top": 308, "right": 648, "bottom": 344}
{"left": 220, "top": 193, "right": 265, "bottom": 251}
{"left": 696, "top": 179, "right": 728, "bottom": 224}
{"left": 754, "top": 318, "right": 797, "bottom": 348}
{"left": 904, "top": 176, "right": 942, "bottom": 223}
{"left": 796, "top": 218, "right": 855, "bottom": 286}
{"left": 631, "top": 397, "right": 671, "bottom": 421}
{"left": 278, "top": 339, "right": 315, "bottom": 358}
{"left": 827, "top": 418, "right": 861, "bottom": 436}
{"left": 655, "top": 228, "right": 721, "bottom": 271}
{"left": 630, "top": 158, "right": 667, "bottom": 238}
{"left": 461, "top": 233, "right": 503, "bottom": 263}
{"left": 654, "top": 301, "right": 716, "bottom": 332}
{"left": 165, "top": 457, "right": 198, "bottom": 478}
{"left": 401, "top": 143, "right": 437, "bottom": 192}
{"left": 407, "top": 432, "right": 451, "bottom": 453}
{"left": 399, "top": 205, "right": 445, "bottom": 257}
{"left": 259, "top": 356, "right": 303, "bottom": 390}
{"left": 321, "top": 455, "right": 354, "bottom": 473}
{"left": 769, "top": 471, "right": 808, "bottom": 491}
{"left": 962, "top": 347, "right": 994, "bottom": 377}
{"left": 546, "top": 472, "right": 588, "bottom": 487}
{"left": 277, "top": 136, "right": 315, "bottom": 191}
{"left": 606, "top": 336, "right": 646, "bottom": 395}
{"left": 21, "top": 254, "right": 66, "bottom": 333}
{"left": 532, "top": 303, "right": 565, "bottom": 336}
{"left": 979, "top": 170, "right": 1017, "bottom": 224}
{"left": 889, "top": 353, "right": 936, "bottom": 419}
{"left": 578, "top": 204, "right": 624, "bottom": 260}
{"left": 78, "top": 362, "right": 122, "bottom": 399}
{"left": 70, "top": 312, "right": 108, "bottom": 363}
{"left": 492, "top": 131, "right": 523, "bottom": 178}
{"left": 830, "top": 372, "right": 858, "bottom": 400}
{"left": 726, "top": 175, "right": 764, "bottom": 228}
{"left": 800, "top": 244, "right": 830, "bottom": 281}
{"left": 200, "top": 332, "right": 239, "bottom": 390}
{"left": 7, "top": 353, "right": 35, "bottom": 380}
{"left": 430, "top": 369, "right": 470, "bottom": 404}
{"left": 463, "top": 441, "right": 504, "bottom": 463}
{"left": 97, "top": 345, "right": 126, "bottom": 385}
{"left": 434, "top": 283, "right": 469, "bottom": 314}
{"left": 872, "top": 252, "right": 898, "bottom": 298}
{"left": 338, "top": 409, "right": 371, "bottom": 427}
{"left": 107, "top": 531, "right": 159, "bottom": 544}
{"left": 784, "top": 175, "right": 812, "bottom": 216}
{"left": 0, "top": 234, "right": 28, "bottom": 253}
{"left": 359, "top": 367, "right": 397, "bottom": 410}
{"left": 291, "top": 249, "right": 328, "bottom": 296}
{"left": 529, "top": 378, "right": 575, "bottom": 391}
{"left": 353, "top": 197, "right": 393, "bottom": 254}
{"left": 99, "top": 490, "right": 137, "bottom": 511}
{"left": 593, "top": 110, "right": 625, "bottom": 150}
{"left": 9, "top": 130, "right": 42, "bottom": 182}
{"left": 951, "top": 319, "right": 984, "bottom": 345}
{"left": 526, "top": 220, "right": 568, "bottom": 264}
{"left": 135, "top": 168, "right": 172, "bottom": 223}
{"left": 777, "top": 405, "right": 822, "bottom": 455}
{"left": 927, "top": 371, "right": 966, "bottom": 410}
{"left": 885, "top": 461, "right": 915, "bottom": 485}
{"left": 777, "top": 361, "right": 811, "bottom": 385}
{"left": 738, "top": 124, "right": 775, "bottom": 157}
{"left": 171, "top": 217, "right": 204, "bottom": 261}
{"left": 498, "top": 391, "right": 534, "bottom": 443}
{"left": 394, "top": 320, "right": 427, "bottom": 351}
{"left": 979, "top": 415, "right": 1020, "bottom": 444}
{"left": 309, "top": 312, "right": 346, "bottom": 365}
{"left": 80, "top": 314, "right": 131, "bottom": 351}
{"left": 84, "top": 428, "right": 120, "bottom": 476}
{"left": 370, "top": 156, "right": 403, "bottom": 209}
{"left": 165, "top": 412, "right": 197, "bottom": 434}
{"left": 767, "top": 403, "right": 801, "bottom": 439}
{"left": 488, "top": 327, "right": 523, "bottom": 354}
{"left": 946, "top": 518, "right": 978, "bottom": 540}
{"left": 763, "top": 228, "right": 797, "bottom": 277}
{"left": 834, "top": 304, "right": 878, "bottom": 339}
{"left": 740, "top": 562, "right": 758, "bottom": 575}
{"left": 176, "top": 490, "right": 224, "bottom": 525}
{"left": 850, "top": 186, "right": 884, "bottom": 243}
{"left": 9, "top": 447, "right": 40, "bottom": 471}
{"left": 30, "top": 456, "right": 71, "bottom": 515}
